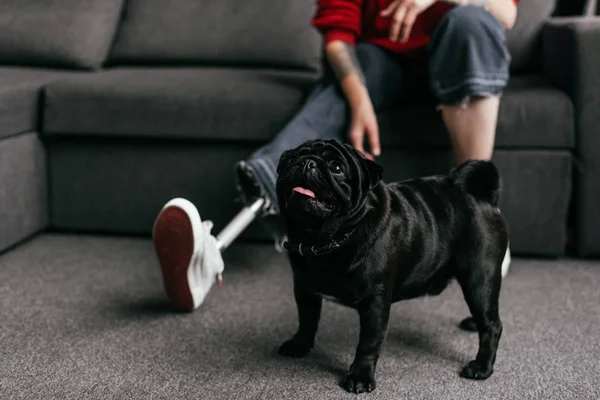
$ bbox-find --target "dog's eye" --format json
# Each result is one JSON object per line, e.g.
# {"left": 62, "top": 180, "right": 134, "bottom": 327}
{"left": 329, "top": 162, "right": 344, "bottom": 175}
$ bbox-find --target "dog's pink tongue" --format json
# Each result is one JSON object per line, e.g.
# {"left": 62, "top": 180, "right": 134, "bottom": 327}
{"left": 292, "top": 187, "right": 316, "bottom": 198}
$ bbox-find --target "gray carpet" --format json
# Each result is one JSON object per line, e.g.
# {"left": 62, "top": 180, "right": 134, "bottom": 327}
{"left": 1, "top": 234, "right": 599, "bottom": 400}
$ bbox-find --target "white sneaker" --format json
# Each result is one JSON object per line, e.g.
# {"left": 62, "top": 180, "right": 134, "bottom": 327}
{"left": 501, "top": 244, "right": 511, "bottom": 278}
{"left": 152, "top": 198, "right": 224, "bottom": 311}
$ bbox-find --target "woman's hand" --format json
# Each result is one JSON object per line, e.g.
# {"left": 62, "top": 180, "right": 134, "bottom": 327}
{"left": 381, "top": 0, "right": 436, "bottom": 42}
{"left": 348, "top": 91, "right": 380, "bottom": 161}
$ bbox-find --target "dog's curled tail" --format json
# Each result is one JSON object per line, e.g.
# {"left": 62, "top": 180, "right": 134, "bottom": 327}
{"left": 451, "top": 160, "right": 500, "bottom": 206}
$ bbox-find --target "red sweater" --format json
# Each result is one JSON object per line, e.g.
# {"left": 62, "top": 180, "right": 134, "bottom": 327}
{"left": 313, "top": 0, "right": 515, "bottom": 56}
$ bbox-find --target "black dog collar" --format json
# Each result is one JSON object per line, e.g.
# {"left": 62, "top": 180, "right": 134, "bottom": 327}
{"left": 283, "top": 227, "right": 357, "bottom": 257}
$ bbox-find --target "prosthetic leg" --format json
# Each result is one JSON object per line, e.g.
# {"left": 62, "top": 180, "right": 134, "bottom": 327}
{"left": 216, "top": 198, "right": 265, "bottom": 251}
{"left": 211, "top": 198, "right": 267, "bottom": 286}
{"left": 153, "top": 197, "right": 266, "bottom": 311}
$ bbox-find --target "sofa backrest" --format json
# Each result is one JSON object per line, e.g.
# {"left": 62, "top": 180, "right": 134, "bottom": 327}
{"left": 506, "top": 0, "right": 559, "bottom": 73}
{"left": 0, "top": 1, "right": 568, "bottom": 74}
{"left": 0, "top": 0, "right": 125, "bottom": 70}
{"left": 109, "top": 0, "right": 322, "bottom": 72}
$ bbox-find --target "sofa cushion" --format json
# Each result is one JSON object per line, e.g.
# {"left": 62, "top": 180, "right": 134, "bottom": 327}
{"left": 0, "top": 132, "right": 47, "bottom": 252}
{"left": 378, "top": 75, "right": 573, "bottom": 149}
{"left": 44, "top": 71, "right": 572, "bottom": 150}
{"left": 0, "top": 68, "right": 76, "bottom": 139}
{"left": 506, "top": 0, "right": 558, "bottom": 72}
{"left": 0, "top": 0, "right": 125, "bottom": 69}
{"left": 109, "top": 0, "right": 322, "bottom": 71}
{"left": 44, "top": 67, "right": 318, "bottom": 140}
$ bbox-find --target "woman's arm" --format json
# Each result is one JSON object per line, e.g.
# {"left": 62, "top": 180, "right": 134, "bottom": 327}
{"left": 326, "top": 40, "right": 381, "bottom": 159}
{"left": 313, "top": 0, "right": 380, "bottom": 158}
{"left": 326, "top": 41, "right": 366, "bottom": 105}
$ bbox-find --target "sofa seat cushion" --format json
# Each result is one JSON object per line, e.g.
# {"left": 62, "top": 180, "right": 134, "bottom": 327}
{"left": 0, "top": 68, "right": 75, "bottom": 139}
{"left": 45, "top": 71, "right": 572, "bottom": 150}
{"left": 44, "top": 67, "right": 318, "bottom": 141}
{"left": 109, "top": 0, "right": 321, "bottom": 71}
{"left": 0, "top": 0, "right": 125, "bottom": 69}
{"left": 378, "top": 76, "right": 574, "bottom": 149}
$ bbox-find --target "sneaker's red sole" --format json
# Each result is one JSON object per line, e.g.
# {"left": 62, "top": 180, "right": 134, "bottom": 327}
{"left": 153, "top": 206, "right": 195, "bottom": 311}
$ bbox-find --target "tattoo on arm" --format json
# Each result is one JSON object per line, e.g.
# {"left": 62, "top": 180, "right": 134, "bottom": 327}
{"left": 328, "top": 43, "right": 366, "bottom": 85}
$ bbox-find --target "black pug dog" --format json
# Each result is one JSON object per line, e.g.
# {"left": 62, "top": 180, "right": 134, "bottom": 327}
{"left": 275, "top": 139, "right": 508, "bottom": 394}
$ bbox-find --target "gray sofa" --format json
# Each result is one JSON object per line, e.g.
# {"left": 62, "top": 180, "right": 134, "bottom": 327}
{"left": 0, "top": 0, "right": 598, "bottom": 257}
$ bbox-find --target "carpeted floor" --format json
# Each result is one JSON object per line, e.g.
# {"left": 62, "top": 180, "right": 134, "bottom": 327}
{"left": 1, "top": 234, "right": 599, "bottom": 400}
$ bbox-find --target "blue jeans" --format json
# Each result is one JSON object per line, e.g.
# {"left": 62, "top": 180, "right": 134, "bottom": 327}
{"left": 242, "top": 6, "right": 510, "bottom": 214}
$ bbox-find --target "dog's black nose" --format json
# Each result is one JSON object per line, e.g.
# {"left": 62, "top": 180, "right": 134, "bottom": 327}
{"left": 304, "top": 159, "right": 317, "bottom": 173}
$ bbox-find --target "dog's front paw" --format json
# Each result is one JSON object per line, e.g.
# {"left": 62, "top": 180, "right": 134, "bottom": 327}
{"left": 278, "top": 338, "right": 312, "bottom": 358}
{"left": 341, "top": 368, "right": 376, "bottom": 394}
{"left": 460, "top": 360, "right": 493, "bottom": 380}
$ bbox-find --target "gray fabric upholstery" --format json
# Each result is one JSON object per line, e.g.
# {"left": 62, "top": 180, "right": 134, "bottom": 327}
{"left": 378, "top": 75, "right": 574, "bottom": 149}
{"left": 543, "top": 17, "right": 600, "bottom": 256}
{"left": 109, "top": 0, "right": 322, "bottom": 71}
{"left": 0, "top": 67, "right": 75, "bottom": 138}
{"left": 0, "top": 0, "right": 125, "bottom": 69}
{"left": 47, "top": 139, "right": 571, "bottom": 256}
{"left": 1, "top": 235, "right": 599, "bottom": 399}
{"left": 378, "top": 150, "right": 571, "bottom": 256}
{"left": 44, "top": 71, "right": 573, "bottom": 150}
{"left": 506, "top": 0, "right": 558, "bottom": 72}
{"left": 44, "top": 68, "right": 318, "bottom": 141}
{"left": 47, "top": 139, "right": 265, "bottom": 239}
{"left": 591, "top": 0, "right": 599, "bottom": 15}
{"left": 555, "top": 0, "right": 587, "bottom": 16}
{"left": 0, "top": 133, "right": 47, "bottom": 253}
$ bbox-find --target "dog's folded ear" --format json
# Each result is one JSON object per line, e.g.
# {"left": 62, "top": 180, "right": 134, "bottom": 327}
{"left": 344, "top": 144, "right": 383, "bottom": 189}
{"left": 364, "top": 157, "right": 383, "bottom": 189}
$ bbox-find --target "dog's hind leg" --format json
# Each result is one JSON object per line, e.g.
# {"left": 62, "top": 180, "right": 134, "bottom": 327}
{"left": 456, "top": 259, "right": 503, "bottom": 380}
{"left": 458, "top": 244, "right": 510, "bottom": 332}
